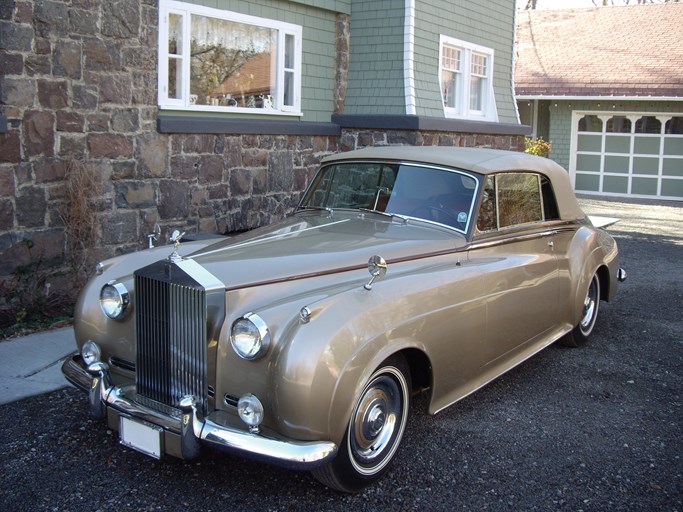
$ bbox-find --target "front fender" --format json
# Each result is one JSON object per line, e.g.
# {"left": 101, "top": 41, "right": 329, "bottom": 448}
{"left": 228, "top": 255, "right": 472, "bottom": 445}
{"left": 271, "top": 283, "right": 403, "bottom": 445}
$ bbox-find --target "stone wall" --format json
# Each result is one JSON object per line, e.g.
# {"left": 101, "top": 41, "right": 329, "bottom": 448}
{"left": 0, "top": 0, "right": 523, "bottom": 291}
{"left": 0, "top": 1, "right": 337, "bottom": 277}
{"left": 340, "top": 129, "right": 522, "bottom": 153}
{"left": 1, "top": 0, "right": 158, "bottom": 275}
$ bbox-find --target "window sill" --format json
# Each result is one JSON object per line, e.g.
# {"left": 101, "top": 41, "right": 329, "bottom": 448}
{"left": 332, "top": 114, "right": 531, "bottom": 136}
{"left": 443, "top": 110, "right": 498, "bottom": 124}
{"left": 159, "top": 105, "right": 303, "bottom": 117}
{"left": 155, "top": 113, "right": 529, "bottom": 137}
{"left": 157, "top": 115, "right": 340, "bottom": 136}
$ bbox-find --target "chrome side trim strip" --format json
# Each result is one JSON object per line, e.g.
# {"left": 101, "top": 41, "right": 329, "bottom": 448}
{"left": 61, "top": 356, "right": 337, "bottom": 470}
{"left": 469, "top": 224, "right": 579, "bottom": 251}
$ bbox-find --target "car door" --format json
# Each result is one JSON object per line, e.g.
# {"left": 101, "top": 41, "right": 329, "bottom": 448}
{"left": 467, "top": 172, "right": 560, "bottom": 365}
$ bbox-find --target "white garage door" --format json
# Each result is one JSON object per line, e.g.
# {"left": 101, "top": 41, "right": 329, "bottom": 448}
{"left": 570, "top": 112, "right": 683, "bottom": 200}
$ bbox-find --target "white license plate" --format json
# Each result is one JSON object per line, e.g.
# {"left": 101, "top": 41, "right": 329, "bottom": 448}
{"left": 119, "top": 416, "right": 163, "bottom": 459}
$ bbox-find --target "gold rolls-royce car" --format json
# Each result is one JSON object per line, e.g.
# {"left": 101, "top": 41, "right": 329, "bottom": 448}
{"left": 63, "top": 146, "right": 626, "bottom": 492}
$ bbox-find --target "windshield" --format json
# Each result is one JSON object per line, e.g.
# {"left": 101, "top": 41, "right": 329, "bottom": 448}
{"left": 299, "top": 161, "right": 479, "bottom": 233}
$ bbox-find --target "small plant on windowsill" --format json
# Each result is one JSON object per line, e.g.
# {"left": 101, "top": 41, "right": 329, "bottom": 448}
{"left": 524, "top": 137, "right": 552, "bottom": 158}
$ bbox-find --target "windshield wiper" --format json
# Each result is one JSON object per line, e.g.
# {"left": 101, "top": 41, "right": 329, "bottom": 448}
{"left": 296, "top": 206, "right": 333, "bottom": 214}
{"left": 358, "top": 208, "right": 408, "bottom": 223}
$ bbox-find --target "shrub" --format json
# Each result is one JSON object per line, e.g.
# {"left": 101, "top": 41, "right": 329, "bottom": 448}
{"left": 0, "top": 240, "right": 75, "bottom": 338}
{"left": 61, "top": 158, "right": 100, "bottom": 280}
{"left": 524, "top": 137, "right": 552, "bottom": 158}
{"left": 0, "top": 159, "right": 100, "bottom": 338}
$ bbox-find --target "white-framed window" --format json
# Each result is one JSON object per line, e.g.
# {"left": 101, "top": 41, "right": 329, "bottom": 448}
{"left": 158, "top": 0, "right": 302, "bottom": 116}
{"left": 439, "top": 36, "right": 497, "bottom": 122}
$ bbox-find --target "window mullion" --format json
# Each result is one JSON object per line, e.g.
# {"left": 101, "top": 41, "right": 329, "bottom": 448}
{"left": 276, "top": 30, "right": 285, "bottom": 110}
{"left": 158, "top": 9, "right": 168, "bottom": 103}
{"left": 462, "top": 49, "right": 471, "bottom": 116}
{"left": 292, "top": 32, "right": 301, "bottom": 110}
{"left": 181, "top": 11, "right": 191, "bottom": 108}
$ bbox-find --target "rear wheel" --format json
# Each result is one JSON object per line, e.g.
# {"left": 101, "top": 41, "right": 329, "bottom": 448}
{"left": 312, "top": 355, "right": 411, "bottom": 493}
{"left": 561, "top": 273, "right": 600, "bottom": 347}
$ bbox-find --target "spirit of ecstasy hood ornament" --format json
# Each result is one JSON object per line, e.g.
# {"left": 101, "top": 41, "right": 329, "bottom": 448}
{"left": 169, "top": 230, "right": 185, "bottom": 262}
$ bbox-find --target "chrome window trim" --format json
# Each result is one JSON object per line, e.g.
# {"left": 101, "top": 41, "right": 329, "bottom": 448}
{"left": 299, "top": 159, "right": 481, "bottom": 235}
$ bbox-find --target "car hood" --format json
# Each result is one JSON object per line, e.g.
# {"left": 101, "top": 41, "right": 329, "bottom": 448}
{"left": 183, "top": 211, "right": 467, "bottom": 289}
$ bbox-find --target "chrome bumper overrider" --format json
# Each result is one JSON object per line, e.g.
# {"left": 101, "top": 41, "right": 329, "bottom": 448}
{"left": 62, "top": 355, "right": 337, "bottom": 469}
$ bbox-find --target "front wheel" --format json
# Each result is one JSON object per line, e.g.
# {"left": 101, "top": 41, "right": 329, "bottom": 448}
{"left": 312, "top": 355, "right": 411, "bottom": 493}
{"left": 561, "top": 273, "right": 601, "bottom": 347}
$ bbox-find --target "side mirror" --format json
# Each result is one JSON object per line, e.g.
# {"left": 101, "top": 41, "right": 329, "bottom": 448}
{"left": 147, "top": 223, "right": 161, "bottom": 249}
{"left": 364, "top": 255, "right": 387, "bottom": 291}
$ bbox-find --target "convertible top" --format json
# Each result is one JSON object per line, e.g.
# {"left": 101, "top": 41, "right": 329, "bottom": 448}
{"left": 322, "top": 146, "right": 586, "bottom": 222}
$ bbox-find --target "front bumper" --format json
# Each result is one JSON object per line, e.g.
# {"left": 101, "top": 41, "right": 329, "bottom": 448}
{"left": 62, "top": 354, "right": 337, "bottom": 470}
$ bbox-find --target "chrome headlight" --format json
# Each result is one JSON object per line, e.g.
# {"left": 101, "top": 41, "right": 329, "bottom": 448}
{"left": 99, "top": 282, "right": 130, "bottom": 319}
{"left": 230, "top": 313, "right": 270, "bottom": 360}
{"left": 81, "top": 340, "right": 101, "bottom": 365}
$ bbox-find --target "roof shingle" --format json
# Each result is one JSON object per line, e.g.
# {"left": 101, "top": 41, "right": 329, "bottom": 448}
{"left": 515, "top": 4, "right": 683, "bottom": 98}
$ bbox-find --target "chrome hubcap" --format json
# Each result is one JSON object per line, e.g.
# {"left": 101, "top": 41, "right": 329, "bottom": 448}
{"left": 353, "top": 391, "right": 393, "bottom": 459}
{"left": 580, "top": 277, "right": 599, "bottom": 335}
{"left": 348, "top": 367, "right": 408, "bottom": 476}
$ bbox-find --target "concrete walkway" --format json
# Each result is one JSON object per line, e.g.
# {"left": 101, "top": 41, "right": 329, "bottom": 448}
{"left": 0, "top": 327, "right": 75, "bottom": 405}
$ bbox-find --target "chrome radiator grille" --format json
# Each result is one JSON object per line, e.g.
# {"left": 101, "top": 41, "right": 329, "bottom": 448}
{"left": 134, "top": 259, "right": 223, "bottom": 416}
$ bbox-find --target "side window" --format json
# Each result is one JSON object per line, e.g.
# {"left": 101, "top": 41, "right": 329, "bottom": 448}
{"left": 497, "top": 174, "right": 542, "bottom": 227}
{"left": 477, "top": 173, "right": 551, "bottom": 232}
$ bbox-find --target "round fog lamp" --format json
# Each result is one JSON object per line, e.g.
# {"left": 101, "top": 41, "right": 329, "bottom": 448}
{"left": 99, "top": 282, "right": 130, "bottom": 319}
{"left": 81, "top": 340, "right": 101, "bottom": 365}
{"left": 230, "top": 313, "right": 270, "bottom": 360}
{"left": 238, "top": 394, "right": 264, "bottom": 432}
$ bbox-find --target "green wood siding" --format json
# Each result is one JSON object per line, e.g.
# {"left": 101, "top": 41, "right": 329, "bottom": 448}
{"left": 344, "top": 0, "right": 408, "bottom": 115}
{"left": 344, "top": 0, "right": 517, "bottom": 121}
{"left": 414, "top": 0, "right": 517, "bottom": 122}
{"left": 190, "top": 0, "right": 349, "bottom": 15}
{"left": 289, "top": 0, "right": 350, "bottom": 14}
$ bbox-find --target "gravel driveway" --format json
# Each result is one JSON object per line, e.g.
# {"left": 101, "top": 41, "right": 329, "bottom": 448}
{"left": 1, "top": 198, "right": 681, "bottom": 512}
